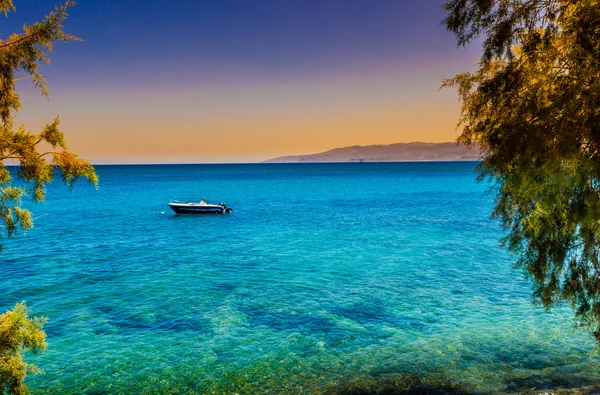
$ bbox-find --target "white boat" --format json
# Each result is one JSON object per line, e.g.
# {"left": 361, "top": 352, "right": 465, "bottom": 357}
{"left": 168, "top": 199, "right": 232, "bottom": 214}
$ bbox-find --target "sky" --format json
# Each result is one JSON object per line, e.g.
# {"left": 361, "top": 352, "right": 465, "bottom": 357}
{"left": 6, "top": 0, "right": 481, "bottom": 163}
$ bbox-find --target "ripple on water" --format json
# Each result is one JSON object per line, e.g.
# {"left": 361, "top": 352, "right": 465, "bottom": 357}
{"left": 1, "top": 163, "right": 599, "bottom": 394}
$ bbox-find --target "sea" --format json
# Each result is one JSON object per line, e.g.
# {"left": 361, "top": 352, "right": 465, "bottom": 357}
{"left": 2, "top": 162, "right": 599, "bottom": 394}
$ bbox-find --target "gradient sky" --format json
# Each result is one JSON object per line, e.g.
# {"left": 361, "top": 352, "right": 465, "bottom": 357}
{"left": 6, "top": 0, "right": 480, "bottom": 163}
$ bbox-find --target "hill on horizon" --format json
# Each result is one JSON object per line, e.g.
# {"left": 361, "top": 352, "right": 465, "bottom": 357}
{"left": 263, "top": 142, "right": 481, "bottom": 163}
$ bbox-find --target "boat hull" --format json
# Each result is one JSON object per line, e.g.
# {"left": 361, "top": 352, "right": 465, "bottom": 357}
{"left": 168, "top": 203, "right": 226, "bottom": 214}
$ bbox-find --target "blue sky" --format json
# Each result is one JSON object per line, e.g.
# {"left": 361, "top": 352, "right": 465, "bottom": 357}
{"left": 6, "top": 1, "right": 480, "bottom": 163}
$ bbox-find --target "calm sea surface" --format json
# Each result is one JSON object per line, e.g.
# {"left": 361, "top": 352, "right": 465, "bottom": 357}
{"left": 2, "top": 163, "right": 599, "bottom": 394}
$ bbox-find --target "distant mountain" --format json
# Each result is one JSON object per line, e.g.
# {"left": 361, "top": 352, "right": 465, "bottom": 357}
{"left": 263, "top": 142, "right": 481, "bottom": 163}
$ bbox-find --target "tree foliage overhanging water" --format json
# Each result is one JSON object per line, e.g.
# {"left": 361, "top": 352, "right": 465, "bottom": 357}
{"left": 0, "top": 1, "right": 97, "bottom": 393}
{"left": 443, "top": 0, "right": 600, "bottom": 340}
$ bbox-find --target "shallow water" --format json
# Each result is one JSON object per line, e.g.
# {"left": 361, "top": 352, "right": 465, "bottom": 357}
{"left": 2, "top": 162, "right": 599, "bottom": 394}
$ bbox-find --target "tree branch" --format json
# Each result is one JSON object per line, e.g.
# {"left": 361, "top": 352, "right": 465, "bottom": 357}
{"left": 0, "top": 2, "right": 70, "bottom": 50}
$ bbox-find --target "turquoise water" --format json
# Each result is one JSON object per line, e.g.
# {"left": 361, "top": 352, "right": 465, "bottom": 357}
{"left": 2, "top": 163, "right": 599, "bottom": 394}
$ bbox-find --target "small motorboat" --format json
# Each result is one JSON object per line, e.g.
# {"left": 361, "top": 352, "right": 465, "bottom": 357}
{"left": 168, "top": 198, "right": 232, "bottom": 214}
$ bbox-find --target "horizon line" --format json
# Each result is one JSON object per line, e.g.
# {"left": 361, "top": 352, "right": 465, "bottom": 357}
{"left": 79, "top": 160, "right": 481, "bottom": 166}
{"left": 4, "top": 160, "right": 482, "bottom": 166}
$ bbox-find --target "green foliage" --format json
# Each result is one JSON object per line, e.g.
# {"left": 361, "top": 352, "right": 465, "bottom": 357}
{"left": 0, "top": 1, "right": 14, "bottom": 16}
{"left": 0, "top": 0, "right": 98, "bottom": 251}
{"left": 1, "top": 1, "right": 97, "bottom": 392}
{"left": 0, "top": 302, "right": 47, "bottom": 395}
{"left": 442, "top": 0, "right": 600, "bottom": 339}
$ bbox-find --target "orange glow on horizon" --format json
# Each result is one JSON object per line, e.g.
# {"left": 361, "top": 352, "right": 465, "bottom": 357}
{"left": 16, "top": 67, "right": 471, "bottom": 164}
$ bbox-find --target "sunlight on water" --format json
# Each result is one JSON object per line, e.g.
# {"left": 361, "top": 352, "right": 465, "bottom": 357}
{"left": 2, "top": 163, "right": 599, "bottom": 394}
